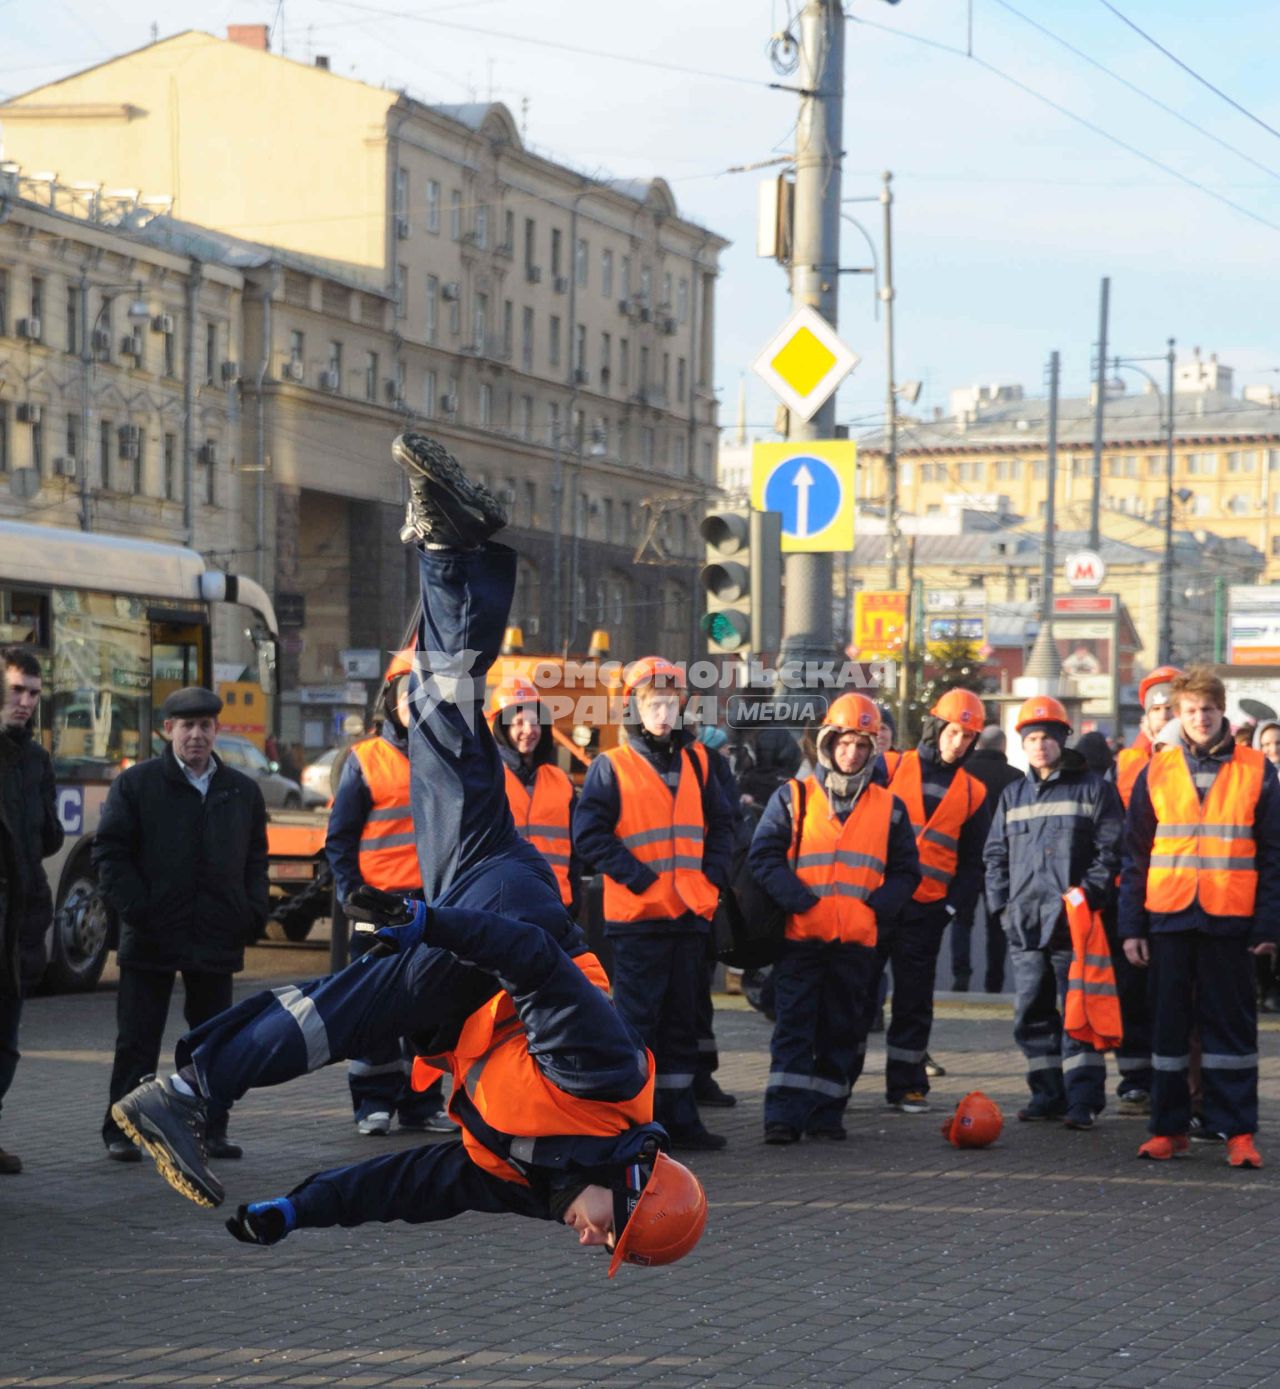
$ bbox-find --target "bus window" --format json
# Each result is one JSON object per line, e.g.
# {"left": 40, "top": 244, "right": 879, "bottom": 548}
{"left": 152, "top": 620, "right": 206, "bottom": 740}
{"left": 50, "top": 589, "right": 150, "bottom": 777}
{"left": 0, "top": 587, "right": 50, "bottom": 648}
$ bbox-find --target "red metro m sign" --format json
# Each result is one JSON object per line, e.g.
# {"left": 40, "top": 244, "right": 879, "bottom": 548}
{"left": 1064, "top": 550, "right": 1106, "bottom": 590}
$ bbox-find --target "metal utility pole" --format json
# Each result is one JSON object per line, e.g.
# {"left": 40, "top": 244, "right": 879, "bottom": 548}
{"left": 1088, "top": 276, "right": 1110, "bottom": 552}
{"left": 78, "top": 275, "right": 92, "bottom": 532}
{"left": 780, "top": 0, "right": 844, "bottom": 674}
{"left": 1040, "top": 351, "right": 1060, "bottom": 630}
{"left": 1159, "top": 337, "right": 1176, "bottom": 664}
{"left": 881, "top": 170, "right": 901, "bottom": 591}
{"left": 182, "top": 261, "right": 203, "bottom": 542}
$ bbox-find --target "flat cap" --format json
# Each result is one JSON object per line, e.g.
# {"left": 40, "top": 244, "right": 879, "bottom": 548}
{"left": 162, "top": 686, "right": 223, "bottom": 720}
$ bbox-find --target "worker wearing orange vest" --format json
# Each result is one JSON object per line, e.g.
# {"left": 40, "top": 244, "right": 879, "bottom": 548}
{"left": 1120, "top": 666, "right": 1280, "bottom": 1168}
{"left": 856, "top": 688, "right": 990, "bottom": 1114}
{"left": 113, "top": 431, "right": 708, "bottom": 1275}
{"left": 748, "top": 694, "right": 921, "bottom": 1143}
{"left": 573, "top": 657, "right": 737, "bottom": 1151}
{"left": 326, "top": 651, "right": 453, "bottom": 1137}
{"left": 486, "top": 676, "right": 580, "bottom": 912}
{"left": 984, "top": 695, "right": 1125, "bottom": 1129}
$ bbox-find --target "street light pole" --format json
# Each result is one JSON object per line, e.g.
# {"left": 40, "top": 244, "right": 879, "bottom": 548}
{"left": 881, "top": 171, "right": 901, "bottom": 592}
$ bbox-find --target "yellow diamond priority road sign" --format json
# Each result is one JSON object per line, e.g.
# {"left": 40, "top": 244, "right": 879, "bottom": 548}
{"left": 751, "top": 305, "right": 861, "bottom": 422}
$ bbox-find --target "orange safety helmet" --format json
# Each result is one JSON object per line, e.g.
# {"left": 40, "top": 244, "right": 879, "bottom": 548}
{"left": 823, "top": 691, "right": 882, "bottom": 737}
{"left": 940, "top": 1091, "right": 1004, "bottom": 1149}
{"left": 384, "top": 645, "right": 417, "bottom": 683}
{"left": 486, "top": 674, "right": 541, "bottom": 724}
{"left": 931, "top": 688, "right": 985, "bottom": 728}
{"left": 621, "top": 655, "right": 687, "bottom": 703}
{"left": 1014, "top": 694, "right": 1071, "bottom": 734}
{"left": 607, "top": 1151, "right": 708, "bottom": 1278}
{"left": 1138, "top": 664, "right": 1185, "bottom": 711}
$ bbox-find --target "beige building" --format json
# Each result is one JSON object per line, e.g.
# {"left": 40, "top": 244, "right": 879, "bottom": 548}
{"left": 858, "top": 361, "right": 1280, "bottom": 582}
{"left": 1, "top": 26, "right": 729, "bottom": 723}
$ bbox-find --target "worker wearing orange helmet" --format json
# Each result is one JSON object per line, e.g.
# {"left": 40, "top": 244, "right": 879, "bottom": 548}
{"left": 325, "top": 648, "right": 452, "bottom": 1137}
{"left": 857, "top": 687, "right": 991, "bottom": 1114}
{"left": 113, "top": 432, "right": 709, "bottom": 1275}
{"left": 748, "top": 691, "right": 921, "bottom": 1143}
{"left": 983, "top": 693, "right": 1124, "bottom": 1127}
{"left": 573, "top": 655, "right": 737, "bottom": 1151}
{"left": 1114, "top": 666, "right": 1184, "bottom": 809}
{"left": 486, "top": 676, "right": 581, "bottom": 914}
{"left": 1119, "top": 666, "right": 1280, "bottom": 1168}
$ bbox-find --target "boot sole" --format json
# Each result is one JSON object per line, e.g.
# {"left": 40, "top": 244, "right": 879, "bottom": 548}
{"left": 111, "top": 1102, "right": 223, "bottom": 1209}
{"left": 391, "top": 434, "right": 506, "bottom": 539}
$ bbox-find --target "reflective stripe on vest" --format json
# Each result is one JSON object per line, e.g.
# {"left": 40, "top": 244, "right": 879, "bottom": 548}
{"left": 503, "top": 763, "right": 574, "bottom": 907}
{"left": 602, "top": 742, "right": 720, "bottom": 923}
{"left": 1145, "top": 745, "right": 1264, "bottom": 918}
{"left": 352, "top": 736, "right": 421, "bottom": 891}
{"left": 787, "top": 777, "right": 892, "bottom": 946}
{"left": 888, "top": 750, "right": 986, "bottom": 904}
{"left": 1114, "top": 745, "right": 1150, "bottom": 810}
{"left": 412, "top": 951, "right": 653, "bottom": 1186}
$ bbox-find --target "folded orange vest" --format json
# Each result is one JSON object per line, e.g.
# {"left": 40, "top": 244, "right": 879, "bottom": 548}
{"left": 1062, "top": 887, "right": 1122, "bottom": 1050}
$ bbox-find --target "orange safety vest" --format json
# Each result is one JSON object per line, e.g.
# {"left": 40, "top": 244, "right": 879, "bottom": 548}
{"left": 1114, "top": 745, "right": 1150, "bottom": 810}
{"left": 882, "top": 749, "right": 902, "bottom": 779}
{"left": 787, "top": 776, "right": 893, "bottom": 946}
{"left": 1062, "top": 886, "right": 1122, "bottom": 1050}
{"left": 889, "top": 750, "right": 986, "bottom": 904}
{"left": 503, "top": 763, "right": 574, "bottom": 907}
{"left": 601, "top": 742, "right": 720, "bottom": 924}
{"left": 351, "top": 736, "right": 421, "bottom": 891}
{"left": 410, "top": 950, "right": 655, "bottom": 1185}
{"left": 1145, "top": 745, "right": 1264, "bottom": 918}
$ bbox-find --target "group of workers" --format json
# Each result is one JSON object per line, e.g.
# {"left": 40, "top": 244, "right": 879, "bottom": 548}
{"left": 108, "top": 432, "right": 1274, "bottom": 1285}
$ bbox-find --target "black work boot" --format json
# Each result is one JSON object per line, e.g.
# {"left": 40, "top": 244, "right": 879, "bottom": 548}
{"left": 111, "top": 1076, "right": 225, "bottom": 1208}
{"left": 392, "top": 433, "right": 507, "bottom": 548}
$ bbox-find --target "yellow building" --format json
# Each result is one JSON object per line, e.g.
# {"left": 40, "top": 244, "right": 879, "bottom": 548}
{"left": 857, "top": 366, "right": 1280, "bottom": 581}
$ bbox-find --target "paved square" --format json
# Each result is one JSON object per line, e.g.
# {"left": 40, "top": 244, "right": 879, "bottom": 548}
{"left": 2, "top": 946, "right": 1278, "bottom": 1387}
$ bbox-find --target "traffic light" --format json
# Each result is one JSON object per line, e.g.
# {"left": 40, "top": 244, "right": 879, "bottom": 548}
{"left": 699, "top": 509, "right": 782, "bottom": 654}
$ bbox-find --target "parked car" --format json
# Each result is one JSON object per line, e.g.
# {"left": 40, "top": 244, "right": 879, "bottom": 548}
{"left": 217, "top": 733, "right": 326, "bottom": 809}
{"left": 301, "top": 746, "right": 340, "bottom": 802}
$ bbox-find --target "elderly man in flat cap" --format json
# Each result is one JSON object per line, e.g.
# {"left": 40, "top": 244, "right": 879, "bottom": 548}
{"left": 94, "top": 687, "right": 269, "bottom": 1162}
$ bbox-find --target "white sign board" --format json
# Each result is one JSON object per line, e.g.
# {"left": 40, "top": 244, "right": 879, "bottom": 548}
{"left": 751, "top": 305, "right": 860, "bottom": 423}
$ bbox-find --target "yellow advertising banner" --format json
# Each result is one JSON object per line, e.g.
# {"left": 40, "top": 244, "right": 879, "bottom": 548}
{"left": 854, "top": 590, "right": 908, "bottom": 660}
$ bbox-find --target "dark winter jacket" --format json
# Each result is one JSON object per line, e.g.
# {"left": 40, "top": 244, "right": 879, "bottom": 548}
{"left": 0, "top": 723, "right": 64, "bottom": 983}
{"left": 983, "top": 748, "right": 1123, "bottom": 950}
{"left": 573, "top": 727, "right": 735, "bottom": 934}
{"left": 964, "top": 747, "right": 1023, "bottom": 807}
{"left": 1119, "top": 736, "right": 1280, "bottom": 944}
{"left": 0, "top": 745, "right": 24, "bottom": 998}
{"left": 92, "top": 743, "right": 269, "bottom": 973}
{"left": 748, "top": 764, "right": 922, "bottom": 925}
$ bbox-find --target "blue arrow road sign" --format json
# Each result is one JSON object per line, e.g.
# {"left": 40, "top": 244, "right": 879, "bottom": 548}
{"left": 763, "top": 453, "right": 843, "bottom": 540}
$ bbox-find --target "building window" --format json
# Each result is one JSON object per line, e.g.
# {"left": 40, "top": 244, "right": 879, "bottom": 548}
{"left": 395, "top": 264, "right": 407, "bottom": 319}
{"left": 1227, "top": 493, "right": 1252, "bottom": 515}
{"left": 677, "top": 356, "right": 687, "bottom": 403}
{"left": 0, "top": 404, "right": 9, "bottom": 471}
{"left": 574, "top": 323, "right": 586, "bottom": 375}
{"left": 1070, "top": 456, "right": 1088, "bottom": 478}
{"left": 99, "top": 419, "right": 110, "bottom": 488}
{"left": 365, "top": 350, "right": 378, "bottom": 402}
{"left": 205, "top": 321, "right": 217, "bottom": 385}
{"left": 395, "top": 167, "right": 409, "bottom": 226}
{"left": 449, "top": 190, "right": 463, "bottom": 241}
{"left": 1228, "top": 450, "right": 1257, "bottom": 473}
{"left": 66, "top": 286, "right": 79, "bottom": 355}
{"left": 549, "top": 316, "right": 562, "bottom": 368}
{"left": 205, "top": 440, "right": 217, "bottom": 505}
{"left": 30, "top": 276, "right": 44, "bottom": 325}
{"left": 163, "top": 322, "right": 176, "bottom": 377}
{"left": 673, "top": 435, "right": 686, "bottom": 473}
{"left": 639, "top": 266, "right": 652, "bottom": 302}
{"left": 0, "top": 269, "right": 7, "bottom": 335}
{"left": 677, "top": 277, "right": 689, "bottom": 323}
{"left": 1184, "top": 452, "right": 1214, "bottom": 475}
{"left": 448, "top": 291, "right": 461, "bottom": 338}
{"left": 479, "top": 381, "right": 493, "bottom": 427}
{"left": 996, "top": 458, "right": 1022, "bottom": 480}
{"left": 640, "top": 426, "right": 655, "bottom": 467}
{"left": 621, "top": 256, "right": 632, "bottom": 300}
{"left": 132, "top": 427, "right": 145, "bottom": 493}
{"left": 502, "top": 208, "right": 514, "bottom": 252}
{"left": 473, "top": 292, "right": 488, "bottom": 350}
{"left": 164, "top": 433, "right": 177, "bottom": 500}
{"left": 524, "top": 217, "right": 536, "bottom": 272}
{"left": 602, "top": 249, "right": 614, "bottom": 299}
{"left": 620, "top": 338, "right": 630, "bottom": 388}
{"left": 425, "top": 276, "right": 439, "bottom": 344}
{"left": 601, "top": 332, "right": 612, "bottom": 391}
{"left": 474, "top": 203, "right": 488, "bottom": 250}
{"left": 575, "top": 237, "right": 588, "bottom": 288}
{"left": 519, "top": 395, "right": 533, "bottom": 439}
{"left": 547, "top": 401, "right": 560, "bottom": 444}
{"left": 424, "top": 370, "right": 437, "bottom": 418}
{"left": 524, "top": 479, "right": 537, "bottom": 527}
{"left": 1146, "top": 453, "right": 1167, "bottom": 475}
{"left": 421, "top": 179, "right": 439, "bottom": 232}
{"left": 328, "top": 340, "right": 343, "bottom": 383}
{"left": 289, "top": 329, "right": 304, "bottom": 367}
{"left": 639, "top": 345, "right": 650, "bottom": 394}
{"left": 66, "top": 412, "right": 79, "bottom": 465}
{"left": 661, "top": 272, "right": 673, "bottom": 308}
{"left": 520, "top": 307, "right": 534, "bottom": 373}
{"left": 551, "top": 228, "right": 563, "bottom": 278}
{"left": 30, "top": 413, "right": 43, "bottom": 475}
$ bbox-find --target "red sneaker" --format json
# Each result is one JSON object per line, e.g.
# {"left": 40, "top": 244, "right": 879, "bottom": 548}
{"left": 1226, "top": 1134, "right": 1263, "bottom": 1169}
{"left": 1137, "top": 1134, "right": 1189, "bottom": 1161}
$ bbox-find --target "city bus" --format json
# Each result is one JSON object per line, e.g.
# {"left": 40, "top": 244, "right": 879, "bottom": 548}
{"left": 0, "top": 518, "right": 279, "bottom": 991}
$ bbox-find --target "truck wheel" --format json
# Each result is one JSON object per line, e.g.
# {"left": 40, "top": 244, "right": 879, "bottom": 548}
{"left": 46, "top": 869, "right": 113, "bottom": 992}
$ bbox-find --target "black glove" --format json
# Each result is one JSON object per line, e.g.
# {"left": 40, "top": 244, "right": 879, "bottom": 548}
{"left": 225, "top": 1199, "right": 295, "bottom": 1246}
{"left": 344, "top": 884, "right": 418, "bottom": 926}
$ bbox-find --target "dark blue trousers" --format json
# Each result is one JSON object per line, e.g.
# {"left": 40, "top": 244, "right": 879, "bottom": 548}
{"left": 1009, "top": 945, "right": 1108, "bottom": 1113}
{"left": 347, "top": 1036, "right": 442, "bottom": 1121}
{"left": 1149, "top": 932, "right": 1259, "bottom": 1139}
{"left": 608, "top": 930, "right": 703, "bottom": 1133}
{"left": 766, "top": 938, "right": 877, "bottom": 1133}
{"left": 0, "top": 991, "right": 19, "bottom": 1129}
{"left": 949, "top": 899, "right": 1008, "bottom": 992}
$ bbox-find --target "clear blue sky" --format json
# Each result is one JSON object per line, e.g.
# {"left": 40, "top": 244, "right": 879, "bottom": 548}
{"left": 4, "top": 0, "right": 1279, "bottom": 441}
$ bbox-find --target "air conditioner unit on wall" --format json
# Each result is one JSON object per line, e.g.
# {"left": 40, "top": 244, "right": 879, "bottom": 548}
{"left": 553, "top": 275, "right": 569, "bottom": 295}
{"left": 199, "top": 442, "right": 218, "bottom": 466}
{"left": 17, "top": 317, "right": 42, "bottom": 341}
{"left": 220, "top": 360, "right": 240, "bottom": 383}
{"left": 319, "top": 369, "right": 340, "bottom": 392}
{"left": 525, "top": 265, "right": 542, "bottom": 284}
{"left": 439, "top": 393, "right": 458, "bottom": 414}
{"left": 122, "top": 331, "right": 143, "bottom": 357}
{"left": 441, "top": 282, "right": 461, "bottom": 302}
{"left": 53, "top": 455, "right": 76, "bottom": 477}
{"left": 16, "top": 403, "right": 42, "bottom": 424}
{"left": 281, "top": 360, "right": 304, "bottom": 382}
{"left": 151, "top": 313, "right": 174, "bottom": 335}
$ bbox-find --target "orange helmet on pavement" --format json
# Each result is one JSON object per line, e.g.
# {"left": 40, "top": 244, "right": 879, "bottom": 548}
{"left": 621, "top": 656, "right": 686, "bottom": 703}
{"left": 823, "top": 692, "right": 882, "bottom": 737}
{"left": 486, "top": 674, "right": 541, "bottom": 724}
{"left": 931, "top": 688, "right": 985, "bottom": 728}
{"left": 1014, "top": 694, "right": 1071, "bottom": 734}
{"left": 940, "top": 1092, "right": 1004, "bottom": 1149}
{"left": 1138, "top": 665, "right": 1185, "bottom": 712}
{"left": 608, "top": 1151, "right": 708, "bottom": 1278}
